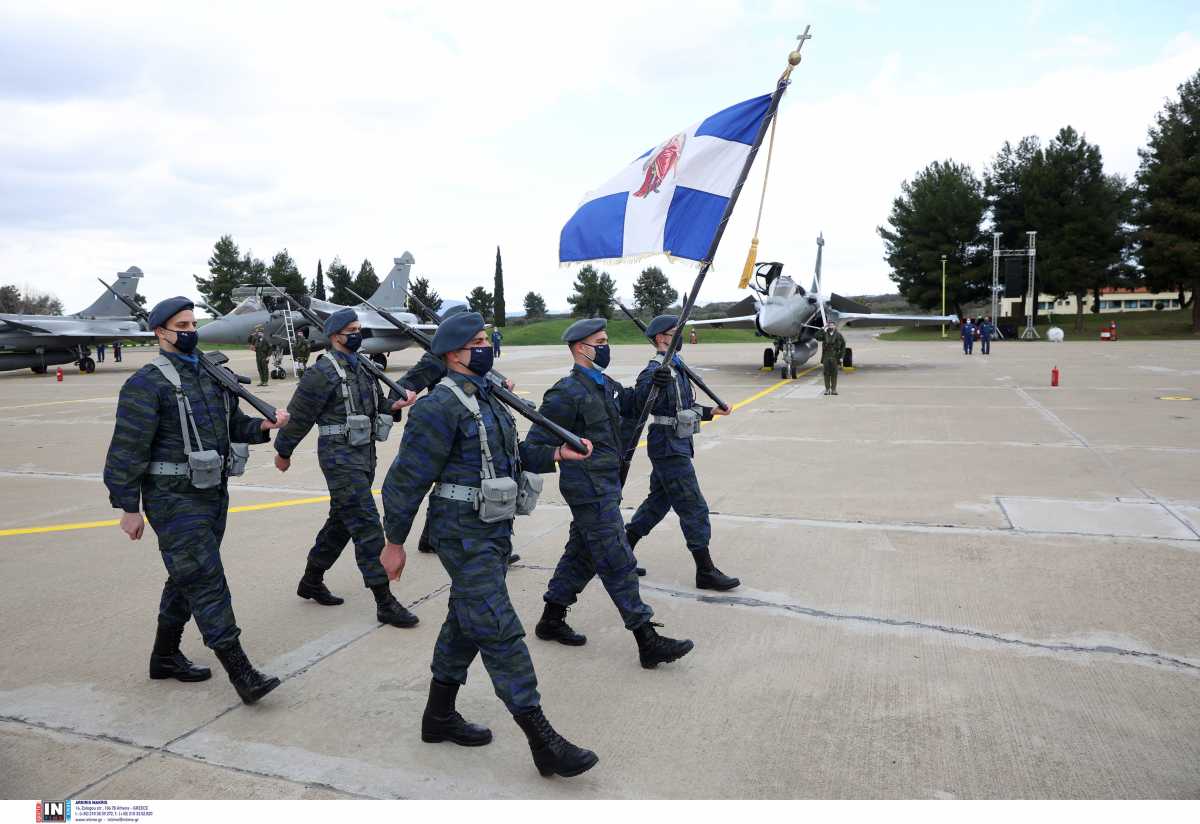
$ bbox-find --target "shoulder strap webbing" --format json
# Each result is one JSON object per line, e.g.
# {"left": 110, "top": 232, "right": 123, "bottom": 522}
{"left": 439, "top": 377, "right": 497, "bottom": 481}
{"left": 151, "top": 356, "right": 206, "bottom": 454}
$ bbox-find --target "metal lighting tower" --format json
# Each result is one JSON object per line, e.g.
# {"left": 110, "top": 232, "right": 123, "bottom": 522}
{"left": 941, "top": 254, "right": 947, "bottom": 339}
{"left": 1020, "top": 231, "right": 1039, "bottom": 340}
{"left": 991, "top": 231, "right": 1038, "bottom": 340}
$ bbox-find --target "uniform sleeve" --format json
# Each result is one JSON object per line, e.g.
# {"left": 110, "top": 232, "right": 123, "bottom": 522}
{"left": 382, "top": 397, "right": 455, "bottom": 545}
{"left": 617, "top": 371, "right": 654, "bottom": 420}
{"left": 518, "top": 436, "right": 558, "bottom": 473}
{"left": 399, "top": 351, "right": 446, "bottom": 394}
{"left": 228, "top": 396, "right": 272, "bottom": 444}
{"left": 700, "top": 405, "right": 715, "bottom": 421}
{"left": 527, "top": 383, "right": 574, "bottom": 450}
{"left": 273, "top": 366, "right": 332, "bottom": 458}
{"left": 103, "top": 374, "right": 159, "bottom": 513}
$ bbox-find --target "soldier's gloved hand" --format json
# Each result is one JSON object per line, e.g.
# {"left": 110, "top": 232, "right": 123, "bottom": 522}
{"left": 390, "top": 389, "right": 417, "bottom": 411}
{"left": 261, "top": 409, "right": 291, "bottom": 430}
{"left": 652, "top": 366, "right": 673, "bottom": 387}
{"left": 119, "top": 512, "right": 144, "bottom": 541}
{"left": 380, "top": 542, "right": 407, "bottom": 580}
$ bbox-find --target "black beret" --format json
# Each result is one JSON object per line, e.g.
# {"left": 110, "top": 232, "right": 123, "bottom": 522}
{"left": 147, "top": 296, "right": 194, "bottom": 330}
{"left": 562, "top": 317, "right": 606, "bottom": 343}
{"left": 431, "top": 311, "right": 485, "bottom": 355}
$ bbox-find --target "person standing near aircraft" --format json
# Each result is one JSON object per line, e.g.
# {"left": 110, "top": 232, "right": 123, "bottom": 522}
{"left": 816, "top": 322, "right": 846, "bottom": 395}
{"left": 979, "top": 316, "right": 994, "bottom": 355}
{"left": 272, "top": 308, "right": 420, "bottom": 628}
{"left": 103, "top": 297, "right": 289, "bottom": 704}
{"left": 491, "top": 327, "right": 503, "bottom": 359}
{"left": 113, "top": 340, "right": 122, "bottom": 362}
{"left": 292, "top": 328, "right": 311, "bottom": 374}
{"left": 961, "top": 318, "right": 976, "bottom": 355}
{"left": 380, "top": 312, "right": 598, "bottom": 778}
{"left": 625, "top": 315, "right": 739, "bottom": 590}
{"left": 96, "top": 343, "right": 106, "bottom": 363}
{"left": 528, "top": 318, "right": 695, "bottom": 669}
{"left": 250, "top": 326, "right": 270, "bottom": 385}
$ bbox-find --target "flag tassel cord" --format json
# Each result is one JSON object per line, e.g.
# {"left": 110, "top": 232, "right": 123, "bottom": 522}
{"left": 619, "top": 28, "right": 813, "bottom": 484}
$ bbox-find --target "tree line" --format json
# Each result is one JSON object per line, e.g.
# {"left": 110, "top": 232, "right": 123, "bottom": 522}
{"left": 879, "top": 68, "right": 1200, "bottom": 332}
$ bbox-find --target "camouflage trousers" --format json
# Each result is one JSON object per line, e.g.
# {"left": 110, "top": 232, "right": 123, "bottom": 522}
{"left": 144, "top": 487, "right": 240, "bottom": 651}
{"left": 544, "top": 500, "right": 653, "bottom": 630}
{"left": 308, "top": 467, "right": 389, "bottom": 588}
{"left": 256, "top": 353, "right": 269, "bottom": 383}
{"left": 430, "top": 534, "right": 539, "bottom": 714}
{"left": 823, "top": 359, "right": 839, "bottom": 391}
{"left": 626, "top": 455, "right": 711, "bottom": 553}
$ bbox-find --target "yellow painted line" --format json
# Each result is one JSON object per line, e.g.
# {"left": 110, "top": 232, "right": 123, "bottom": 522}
{"left": 0, "top": 396, "right": 115, "bottom": 411}
{"left": 1159, "top": 396, "right": 1194, "bottom": 401}
{"left": 1, "top": 370, "right": 815, "bottom": 538}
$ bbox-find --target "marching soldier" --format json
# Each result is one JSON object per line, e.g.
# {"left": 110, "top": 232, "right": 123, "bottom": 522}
{"left": 103, "top": 297, "right": 289, "bottom": 705}
{"left": 528, "top": 318, "right": 695, "bottom": 669}
{"left": 816, "top": 321, "right": 846, "bottom": 395}
{"left": 272, "top": 308, "right": 420, "bottom": 628}
{"left": 625, "top": 315, "right": 740, "bottom": 590}
{"left": 380, "top": 312, "right": 599, "bottom": 778}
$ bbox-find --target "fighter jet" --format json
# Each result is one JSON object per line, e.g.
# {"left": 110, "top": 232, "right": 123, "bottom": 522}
{"left": 688, "top": 235, "right": 958, "bottom": 379}
{"left": 198, "top": 252, "right": 436, "bottom": 370}
{"left": 0, "top": 267, "right": 154, "bottom": 374}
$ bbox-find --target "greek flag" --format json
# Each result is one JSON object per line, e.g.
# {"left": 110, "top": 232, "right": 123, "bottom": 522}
{"left": 559, "top": 93, "right": 772, "bottom": 265}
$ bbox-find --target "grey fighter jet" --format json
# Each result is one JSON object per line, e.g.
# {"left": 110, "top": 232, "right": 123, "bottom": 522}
{"left": 198, "top": 253, "right": 435, "bottom": 370}
{"left": 0, "top": 267, "right": 154, "bottom": 374}
{"left": 688, "top": 235, "right": 959, "bottom": 378}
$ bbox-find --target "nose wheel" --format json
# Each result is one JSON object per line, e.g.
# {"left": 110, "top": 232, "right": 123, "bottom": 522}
{"left": 779, "top": 340, "right": 797, "bottom": 380}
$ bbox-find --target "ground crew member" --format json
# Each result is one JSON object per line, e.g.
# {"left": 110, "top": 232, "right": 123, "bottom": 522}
{"left": 103, "top": 297, "right": 289, "bottom": 705}
{"left": 273, "top": 308, "right": 420, "bottom": 628}
{"left": 979, "top": 316, "right": 994, "bottom": 355}
{"left": 97, "top": 343, "right": 107, "bottom": 363}
{"left": 816, "top": 322, "right": 846, "bottom": 395}
{"left": 251, "top": 326, "right": 271, "bottom": 385}
{"left": 113, "top": 340, "right": 122, "bottom": 362}
{"left": 491, "top": 327, "right": 502, "bottom": 359}
{"left": 528, "top": 318, "right": 695, "bottom": 669}
{"left": 961, "top": 318, "right": 975, "bottom": 355}
{"left": 625, "top": 315, "right": 739, "bottom": 590}
{"left": 292, "top": 329, "right": 311, "bottom": 374}
{"left": 380, "top": 312, "right": 598, "bottom": 778}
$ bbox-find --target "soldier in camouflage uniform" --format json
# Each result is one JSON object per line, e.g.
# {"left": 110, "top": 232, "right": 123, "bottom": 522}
{"left": 251, "top": 326, "right": 271, "bottom": 386}
{"left": 625, "top": 315, "right": 740, "bottom": 590}
{"left": 273, "top": 308, "right": 420, "bottom": 627}
{"left": 816, "top": 322, "right": 846, "bottom": 395}
{"left": 528, "top": 318, "right": 695, "bottom": 669}
{"left": 104, "top": 297, "right": 288, "bottom": 705}
{"left": 291, "top": 329, "right": 311, "bottom": 375}
{"left": 380, "top": 312, "right": 598, "bottom": 778}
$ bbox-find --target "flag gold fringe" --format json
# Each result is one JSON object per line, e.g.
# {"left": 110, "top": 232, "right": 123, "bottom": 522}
{"left": 738, "top": 238, "right": 758, "bottom": 289}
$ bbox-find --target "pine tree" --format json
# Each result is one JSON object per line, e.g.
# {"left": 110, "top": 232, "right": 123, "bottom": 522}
{"left": 408, "top": 276, "right": 443, "bottom": 320}
{"left": 566, "top": 265, "right": 617, "bottom": 318}
{"left": 312, "top": 259, "right": 326, "bottom": 300}
{"left": 241, "top": 251, "right": 267, "bottom": 285}
{"left": 467, "top": 286, "right": 495, "bottom": 321}
{"left": 1136, "top": 68, "right": 1200, "bottom": 332}
{"left": 877, "top": 160, "right": 989, "bottom": 319}
{"left": 195, "top": 234, "right": 245, "bottom": 315}
{"left": 351, "top": 259, "right": 380, "bottom": 301}
{"left": 493, "top": 246, "right": 506, "bottom": 327}
{"left": 327, "top": 257, "right": 354, "bottom": 305}
{"left": 632, "top": 266, "right": 679, "bottom": 317}
{"left": 523, "top": 291, "right": 547, "bottom": 320}
{"left": 267, "top": 248, "right": 307, "bottom": 295}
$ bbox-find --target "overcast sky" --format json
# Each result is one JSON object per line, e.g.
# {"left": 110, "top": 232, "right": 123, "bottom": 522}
{"left": 2, "top": 0, "right": 1197, "bottom": 314}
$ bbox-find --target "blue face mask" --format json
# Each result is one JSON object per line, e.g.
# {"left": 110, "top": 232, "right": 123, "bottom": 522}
{"left": 588, "top": 343, "right": 611, "bottom": 370}
{"left": 465, "top": 345, "right": 494, "bottom": 376}
{"left": 341, "top": 333, "right": 363, "bottom": 352}
{"left": 172, "top": 330, "right": 199, "bottom": 354}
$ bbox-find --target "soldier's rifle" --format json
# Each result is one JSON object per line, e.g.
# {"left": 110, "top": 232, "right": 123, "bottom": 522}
{"left": 616, "top": 302, "right": 729, "bottom": 411}
{"left": 348, "top": 287, "right": 589, "bottom": 456}
{"left": 97, "top": 278, "right": 279, "bottom": 423}
{"left": 266, "top": 287, "right": 410, "bottom": 401}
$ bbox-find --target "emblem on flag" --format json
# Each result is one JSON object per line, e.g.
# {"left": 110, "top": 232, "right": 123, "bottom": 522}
{"left": 559, "top": 93, "right": 773, "bottom": 266}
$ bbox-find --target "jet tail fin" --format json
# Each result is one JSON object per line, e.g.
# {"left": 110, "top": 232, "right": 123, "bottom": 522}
{"left": 75, "top": 266, "right": 144, "bottom": 318}
{"left": 368, "top": 252, "right": 414, "bottom": 311}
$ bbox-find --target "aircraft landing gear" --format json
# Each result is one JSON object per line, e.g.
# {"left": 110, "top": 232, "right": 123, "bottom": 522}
{"left": 763, "top": 347, "right": 776, "bottom": 369}
{"left": 371, "top": 354, "right": 388, "bottom": 370}
{"left": 79, "top": 357, "right": 95, "bottom": 373}
{"left": 779, "top": 340, "right": 795, "bottom": 380}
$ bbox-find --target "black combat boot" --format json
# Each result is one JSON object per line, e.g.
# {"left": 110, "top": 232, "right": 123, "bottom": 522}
{"left": 421, "top": 679, "right": 493, "bottom": 747}
{"left": 371, "top": 584, "right": 420, "bottom": 628}
{"left": 693, "top": 548, "right": 740, "bottom": 591}
{"left": 148, "top": 622, "right": 211, "bottom": 682}
{"left": 508, "top": 552, "right": 522, "bottom": 565}
{"left": 625, "top": 526, "right": 647, "bottom": 576}
{"left": 512, "top": 707, "right": 599, "bottom": 778}
{"left": 534, "top": 602, "right": 587, "bottom": 646}
{"left": 633, "top": 622, "right": 694, "bottom": 669}
{"left": 214, "top": 642, "right": 280, "bottom": 705}
{"left": 296, "top": 562, "right": 345, "bottom": 606}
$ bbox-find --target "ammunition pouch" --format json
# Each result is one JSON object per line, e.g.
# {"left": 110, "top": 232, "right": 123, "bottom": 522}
{"left": 187, "top": 450, "right": 224, "bottom": 490}
{"left": 675, "top": 407, "right": 702, "bottom": 438}
{"left": 373, "top": 413, "right": 394, "bottom": 442}
{"left": 226, "top": 442, "right": 250, "bottom": 477}
{"left": 478, "top": 476, "right": 519, "bottom": 523}
{"left": 515, "top": 471, "right": 543, "bottom": 516}
{"left": 344, "top": 413, "right": 373, "bottom": 447}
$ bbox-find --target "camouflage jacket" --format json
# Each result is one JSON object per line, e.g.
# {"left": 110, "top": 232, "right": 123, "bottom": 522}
{"left": 273, "top": 350, "right": 382, "bottom": 473}
{"left": 253, "top": 333, "right": 271, "bottom": 357}
{"left": 636, "top": 356, "right": 713, "bottom": 460}
{"left": 292, "top": 336, "right": 311, "bottom": 362}
{"left": 382, "top": 371, "right": 557, "bottom": 544}
{"left": 528, "top": 364, "right": 651, "bottom": 506}
{"left": 816, "top": 329, "right": 846, "bottom": 363}
{"left": 103, "top": 351, "right": 270, "bottom": 513}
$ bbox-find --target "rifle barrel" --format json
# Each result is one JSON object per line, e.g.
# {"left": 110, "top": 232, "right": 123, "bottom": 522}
{"left": 616, "top": 303, "right": 728, "bottom": 410}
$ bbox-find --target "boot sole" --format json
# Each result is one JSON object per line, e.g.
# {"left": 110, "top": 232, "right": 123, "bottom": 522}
{"left": 640, "top": 640, "right": 695, "bottom": 669}
{"left": 298, "top": 592, "right": 345, "bottom": 606}
{"left": 697, "top": 578, "right": 740, "bottom": 592}
{"left": 534, "top": 628, "right": 587, "bottom": 646}
{"left": 537, "top": 751, "right": 600, "bottom": 778}
{"left": 149, "top": 669, "right": 212, "bottom": 682}
{"left": 238, "top": 676, "right": 281, "bottom": 705}
{"left": 380, "top": 616, "right": 420, "bottom": 628}
{"left": 421, "top": 731, "right": 493, "bottom": 747}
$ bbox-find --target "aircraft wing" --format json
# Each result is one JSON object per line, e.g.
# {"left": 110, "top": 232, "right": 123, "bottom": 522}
{"left": 0, "top": 317, "right": 52, "bottom": 334}
{"left": 833, "top": 311, "right": 959, "bottom": 325}
{"left": 683, "top": 295, "right": 758, "bottom": 329}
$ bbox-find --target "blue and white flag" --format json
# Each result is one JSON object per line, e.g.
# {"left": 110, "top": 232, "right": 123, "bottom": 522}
{"left": 559, "top": 93, "right": 773, "bottom": 266}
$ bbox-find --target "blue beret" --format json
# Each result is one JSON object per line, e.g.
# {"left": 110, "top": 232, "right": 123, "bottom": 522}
{"left": 148, "top": 296, "right": 194, "bottom": 330}
{"left": 441, "top": 304, "right": 469, "bottom": 320}
{"left": 645, "top": 314, "right": 679, "bottom": 339}
{"left": 323, "top": 307, "right": 359, "bottom": 337}
{"left": 562, "top": 317, "right": 606, "bottom": 343}
{"left": 431, "top": 311, "right": 485, "bottom": 355}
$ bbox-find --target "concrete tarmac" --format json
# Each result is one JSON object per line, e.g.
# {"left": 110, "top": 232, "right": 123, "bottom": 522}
{"left": 1, "top": 331, "right": 1198, "bottom": 799}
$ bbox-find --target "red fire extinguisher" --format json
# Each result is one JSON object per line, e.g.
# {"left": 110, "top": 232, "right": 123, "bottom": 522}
{"left": 1051, "top": 366, "right": 1059, "bottom": 387}
{"left": 56, "top": 366, "right": 63, "bottom": 382}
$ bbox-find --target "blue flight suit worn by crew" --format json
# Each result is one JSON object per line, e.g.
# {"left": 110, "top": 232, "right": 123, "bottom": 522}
{"left": 961, "top": 321, "right": 976, "bottom": 354}
{"left": 979, "top": 320, "right": 994, "bottom": 355}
